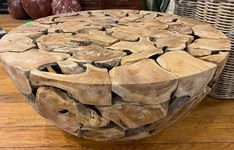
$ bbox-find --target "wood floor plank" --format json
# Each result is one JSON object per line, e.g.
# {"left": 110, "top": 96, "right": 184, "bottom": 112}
{"left": 0, "top": 103, "right": 50, "bottom": 127}
{"left": 2, "top": 125, "right": 234, "bottom": 147}
{"left": 0, "top": 93, "right": 25, "bottom": 103}
{"left": 0, "top": 113, "right": 50, "bottom": 127}
{"left": 0, "top": 15, "right": 30, "bottom": 32}
{"left": 1, "top": 143, "right": 234, "bottom": 150}
{"left": 0, "top": 85, "right": 18, "bottom": 93}
{"left": 0, "top": 65, "right": 13, "bottom": 85}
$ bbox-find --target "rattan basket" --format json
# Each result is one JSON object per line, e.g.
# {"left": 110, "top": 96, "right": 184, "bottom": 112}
{"left": 195, "top": 0, "right": 234, "bottom": 99}
{"left": 175, "top": 0, "right": 197, "bottom": 18}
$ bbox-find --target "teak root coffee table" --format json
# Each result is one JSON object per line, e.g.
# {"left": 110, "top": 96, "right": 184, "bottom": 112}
{"left": 0, "top": 10, "right": 231, "bottom": 141}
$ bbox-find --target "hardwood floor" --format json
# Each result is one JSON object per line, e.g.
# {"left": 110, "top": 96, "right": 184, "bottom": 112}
{"left": 1, "top": 14, "right": 234, "bottom": 150}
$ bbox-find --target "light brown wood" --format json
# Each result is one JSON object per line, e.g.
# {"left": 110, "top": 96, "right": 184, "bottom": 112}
{"left": 80, "top": 126, "right": 125, "bottom": 141}
{"left": 0, "top": 59, "right": 234, "bottom": 150}
{"left": 187, "top": 38, "right": 231, "bottom": 52}
{"left": 192, "top": 24, "right": 227, "bottom": 39}
{"left": 73, "top": 30, "right": 118, "bottom": 46}
{"left": 177, "top": 16, "right": 205, "bottom": 27}
{"left": 168, "top": 22, "right": 193, "bottom": 35}
{"left": 199, "top": 52, "right": 229, "bottom": 83}
{"left": 188, "top": 48, "right": 212, "bottom": 57}
{"left": 67, "top": 45, "right": 126, "bottom": 68}
{"left": 110, "top": 22, "right": 167, "bottom": 41}
{"left": 0, "top": 50, "right": 69, "bottom": 95}
{"left": 121, "top": 49, "right": 161, "bottom": 65}
{"left": 155, "top": 31, "right": 194, "bottom": 50}
{"left": 155, "top": 15, "right": 178, "bottom": 23}
{"left": 48, "top": 22, "right": 93, "bottom": 33}
{"left": 9, "top": 21, "right": 49, "bottom": 33}
{"left": 36, "top": 87, "right": 109, "bottom": 133}
{"left": 36, "top": 33, "right": 74, "bottom": 51}
{"left": 0, "top": 10, "right": 230, "bottom": 141}
{"left": 108, "top": 37, "right": 163, "bottom": 53}
{"left": 57, "top": 60, "right": 84, "bottom": 74}
{"left": 98, "top": 99, "right": 168, "bottom": 129}
{"left": 110, "top": 26, "right": 140, "bottom": 41}
{"left": 118, "top": 15, "right": 143, "bottom": 23}
{"left": 0, "top": 14, "right": 234, "bottom": 148}
{"left": 1, "top": 31, "right": 43, "bottom": 40}
{"left": 55, "top": 14, "right": 119, "bottom": 28}
{"left": 0, "top": 37, "right": 35, "bottom": 53}
{"left": 30, "top": 64, "right": 112, "bottom": 106}
{"left": 109, "top": 59, "right": 178, "bottom": 105}
{"left": 157, "top": 51, "right": 217, "bottom": 97}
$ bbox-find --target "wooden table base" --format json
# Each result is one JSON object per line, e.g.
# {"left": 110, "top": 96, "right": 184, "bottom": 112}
{"left": 0, "top": 10, "right": 231, "bottom": 141}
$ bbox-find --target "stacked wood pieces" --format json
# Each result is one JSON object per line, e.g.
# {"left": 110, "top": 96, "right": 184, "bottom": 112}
{"left": 195, "top": 0, "right": 234, "bottom": 99}
{"left": 0, "top": 10, "right": 230, "bottom": 141}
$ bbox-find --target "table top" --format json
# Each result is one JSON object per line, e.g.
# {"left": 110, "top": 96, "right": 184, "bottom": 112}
{"left": 1, "top": 14, "right": 234, "bottom": 149}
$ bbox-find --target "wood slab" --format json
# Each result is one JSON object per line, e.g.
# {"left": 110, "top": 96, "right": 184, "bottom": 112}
{"left": 176, "top": 16, "right": 205, "bottom": 27}
{"left": 109, "top": 59, "right": 178, "bottom": 105}
{"left": 48, "top": 21, "right": 93, "bottom": 33}
{"left": 157, "top": 51, "right": 217, "bottom": 97}
{"left": 98, "top": 100, "right": 168, "bottom": 129}
{"left": 192, "top": 24, "right": 227, "bottom": 39}
{"left": 67, "top": 45, "right": 126, "bottom": 68}
{"left": 36, "top": 87, "right": 109, "bottom": 133}
{"left": 155, "top": 32, "right": 194, "bottom": 50}
{"left": 199, "top": 52, "right": 229, "bottom": 83}
{"left": 9, "top": 21, "right": 49, "bottom": 33}
{"left": 168, "top": 22, "right": 193, "bottom": 35}
{"left": 188, "top": 38, "right": 231, "bottom": 52}
{"left": 188, "top": 48, "right": 212, "bottom": 57}
{"left": 0, "top": 35, "right": 35, "bottom": 53}
{"left": 57, "top": 60, "right": 84, "bottom": 74}
{"left": 36, "top": 33, "right": 73, "bottom": 51}
{"left": 1, "top": 32, "right": 43, "bottom": 41}
{"left": 0, "top": 49, "right": 69, "bottom": 95}
{"left": 73, "top": 30, "right": 118, "bottom": 47}
{"left": 121, "top": 49, "right": 161, "bottom": 65}
{"left": 108, "top": 37, "right": 163, "bottom": 53}
{"left": 30, "top": 64, "right": 112, "bottom": 106}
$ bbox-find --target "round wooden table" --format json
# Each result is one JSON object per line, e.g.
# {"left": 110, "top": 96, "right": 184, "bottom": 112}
{"left": 0, "top": 10, "right": 231, "bottom": 141}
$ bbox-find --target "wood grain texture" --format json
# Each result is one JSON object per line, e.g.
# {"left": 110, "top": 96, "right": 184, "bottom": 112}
{"left": 30, "top": 64, "right": 112, "bottom": 106}
{"left": 0, "top": 60, "right": 234, "bottom": 148}
{"left": 1, "top": 62, "right": 234, "bottom": 149}
{"left": 157, "top": 51, "right": 216, "bottom": 97}
{"left": 0, "top": 13, "right": 232, "bottom": 148}
{"left": 0, "top": 10, "right": 229, "bottom": 140}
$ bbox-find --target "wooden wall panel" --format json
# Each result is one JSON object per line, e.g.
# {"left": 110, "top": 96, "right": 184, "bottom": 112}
{"left": 79, "top": 0, "right": 140, "bottom": 10}
{"left": 79, "top": 0, "right": 102, "bottom": 10}
{"left": 108, "top": 0, "right": 140, "bottom": 9}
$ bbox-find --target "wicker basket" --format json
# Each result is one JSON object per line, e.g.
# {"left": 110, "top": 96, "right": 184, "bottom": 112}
{"left": 195, "top": 0, "right": 234, "bottom": 99}
{"left": 0, "top": 0, "right": 8, "bottom": 13}
{"left": 175, "top": 0, "right": 197, "bottom": 18}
